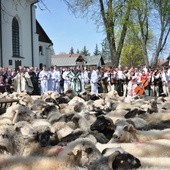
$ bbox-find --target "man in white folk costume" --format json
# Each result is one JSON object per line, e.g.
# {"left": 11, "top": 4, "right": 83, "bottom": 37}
{"left": 39, "top": 65, "right": 49, "bottom": 95}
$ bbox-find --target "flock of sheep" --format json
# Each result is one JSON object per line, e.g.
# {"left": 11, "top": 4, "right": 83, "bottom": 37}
{"left": 0, "top": 89, "right": 169, "bottom": 169}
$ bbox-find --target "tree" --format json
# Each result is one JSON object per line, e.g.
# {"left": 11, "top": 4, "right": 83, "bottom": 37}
{"left": 101, "top": 38, "right": 110, "bottom": 61}
{"left": 130, "top": 0, "right": 150, "bottom": 67}
{"left": 69, "top": 47, "right": 74, "bottom": 54}
{"left": 81, "top": 46, "right": 90, "bottom": 56}
{"left": 121, "top": 42, "right": 145, "bottom": 68}
{"left": 120, "top": 25, "right": 145, "bottom": 68}
{"left": 76, "top": 49, "right": 80, "bottom": 53}
{"left": 62, "top": 0, "right": 133, "bottom": 67}
{"left": 151, "top": 0, "right": 170, "bottom": 67}
{"left": 93, "top": 44, "right": 101, "bottom": 55}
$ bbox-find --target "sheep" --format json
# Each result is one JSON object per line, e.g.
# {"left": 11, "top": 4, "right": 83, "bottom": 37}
{"left": 0, "top": 138, "right": 102, "bottom": 170}
{"left": 124, "top": 108, "right": 146, "bottom": 118}
{"left": 139, "top": 112, "right": 170, "bottom": 124}
{"left": 96, "top": 139, "right": 170, "bottom": 157}
{"left": 0, "top": 153, "right": 88, "bottom": 170}
{"left": 72, "top": 114, "right": 91, "bottom": 132}
{"left": 115, "top": 117, "right": 148, "bottom": 129}
{"left": 139, "top": 157, "right": 170, "bottom": 168}
{"left": 57, "top": 138, "right": 101, "bottom": 166}
{"left": 30, "top": 98, "right": 48, "bottom": 112}
{"left": 68, "top": 96, "right": 86, "bottom": 105}
{"left": 40, "top": 104, "right": 61, "bottom": 124}
{"left": 2, "top": 103, "right": 35, "bottom": 123}
{"left": 41, "top": 91, "right": 60, "bottom": 102}
{"left": 110, "top": 123, "right": 170, "bottom": 143}
{"left": 90, "top": 115, "right": 115, "bottom": 140}
{"left": 88, "top": 150, "right": 141, "bottom": 170}
{"left": 137, "top": 120, "right": 170, "bottom": 131}
{"left": 0, "top": 124, "right": 15, "bottom": 155}
{"left": 31, "top": 119, "right": 51, "bottom": 128}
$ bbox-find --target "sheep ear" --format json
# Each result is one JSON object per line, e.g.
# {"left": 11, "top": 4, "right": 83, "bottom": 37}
{"left": 72, "top": 147, "right": 81, "bottom": 156}
{"left": 123, "top": 125, "right": 136, "bottom": 133}
{"left": 108, "top": 151, "right": 120, "bottom": 169}
{"left": 126, "top": 119, "right": 136, "bottom": 128}
{"left": 123, "top": 125, "right": 129, "bottom": 131}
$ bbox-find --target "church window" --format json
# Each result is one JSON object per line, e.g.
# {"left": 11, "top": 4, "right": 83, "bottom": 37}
{"left": 39, "top": 46, "right": 44, "bottom": 55}
{"left": 12, "top": 17, "right": 20, "bottom": 58}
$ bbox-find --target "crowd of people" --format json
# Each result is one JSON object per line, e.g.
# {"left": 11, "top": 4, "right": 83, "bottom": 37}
{"left": 0, "top": 64, "right": 170, "bottom": 97}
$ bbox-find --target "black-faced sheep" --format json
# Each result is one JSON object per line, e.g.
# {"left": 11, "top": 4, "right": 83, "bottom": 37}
{"left": 124, "top": 108, "right": 146, "bottom": 118}
{"left": 88, "top": 151, "right": 141, "bottom": 170}
{"left": 90, "top": 115, "right": 115, "bottom": 140}
{"left": 40, "top": 104, "right": 61, "bottom": 124}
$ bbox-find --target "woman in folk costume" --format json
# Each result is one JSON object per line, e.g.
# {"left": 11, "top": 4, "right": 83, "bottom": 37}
{"left": 139, "top": 70, "right": 150, "bottom": 96}
{"left": 68, "top": 67, "right": 81, "bottom": 94}
{"left": 39, "top": 65, "right": 49, "bottom": 95}
{"left": 127, "top": 70, "right": 138, "bottom": 97}
{"left": 13, "top": 66, "right": 33, "bottom": 94}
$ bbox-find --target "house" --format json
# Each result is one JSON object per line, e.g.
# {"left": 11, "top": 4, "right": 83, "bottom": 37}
{"left": 161, "top": 55, "right": 170, "bottom": 67}
{"left": 51, "top": 53, "right": 105, "bottom": 68}
{"left": 0, "top": 0, "right": 53, "bottom": 69}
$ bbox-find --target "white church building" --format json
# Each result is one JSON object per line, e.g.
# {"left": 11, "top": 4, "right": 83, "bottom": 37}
{"left": 0, "top": 0, "right": 54, "bottom": 69}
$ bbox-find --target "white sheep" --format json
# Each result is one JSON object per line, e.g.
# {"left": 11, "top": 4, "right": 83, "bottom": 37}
{"left": 139, "top": 157, "right": 170, "bottom": 168}
{"left": 110, "top": 122, "right": 170, "bottom": 143}
{"left": 96, "top": 139, "right": 170, "bottom": 157}
{"left": 0, "top": 138, "right": 101, "bottom": 170}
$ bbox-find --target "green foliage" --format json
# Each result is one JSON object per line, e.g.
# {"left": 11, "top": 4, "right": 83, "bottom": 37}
{"left": 101, "top": 38, "right": 110, "bottom": 61}
{"left": 81, "top": 46, "right": 90, "bottom": 56}
{"left": 121, "top": 42, "right": 144, "bottom": 68}
{"left": 69, "top": 47, "right": 74, "bottom": 54}
{"left": 63, "top": 0, "right": 170, "bottom": 67}
{"left": 76, "top": 49, "right": 80, "bottom": 54}
{"left": 93, "top": 44, "right": 101, "bottom": 55}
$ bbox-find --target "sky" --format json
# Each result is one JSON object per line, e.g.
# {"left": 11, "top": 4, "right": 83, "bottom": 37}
{"left": 36, "top": 0, "right": 105, "bottom": 55}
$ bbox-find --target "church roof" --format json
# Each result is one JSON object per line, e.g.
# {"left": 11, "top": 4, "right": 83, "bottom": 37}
{"left": 36, "top": 20, "right": 53, "bottom": 45}
{"left": 51, "top": 54, "right": 104, "bottom": 67}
